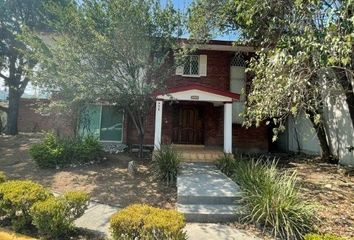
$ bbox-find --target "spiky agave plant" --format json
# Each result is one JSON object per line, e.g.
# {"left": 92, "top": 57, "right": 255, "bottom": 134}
{"left": 152, "top": 145, "right": 182, "bottom": 186}
{"left": 233, "top": 157, "right": 316, "bottom": 239}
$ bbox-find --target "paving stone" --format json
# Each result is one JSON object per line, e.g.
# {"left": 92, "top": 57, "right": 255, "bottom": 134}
{"left": 74, "top": 201, "right": 118, "bottom": 235}
{"left": 185, "top": 223, "right": 261, "bottom": 240}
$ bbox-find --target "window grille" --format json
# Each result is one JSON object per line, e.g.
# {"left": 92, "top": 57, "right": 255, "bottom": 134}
{"left": 183, "top": 55, "right": 199, "bottom": 75}
{"left": 231, "top": 53, "right": 246, "bottom": 67}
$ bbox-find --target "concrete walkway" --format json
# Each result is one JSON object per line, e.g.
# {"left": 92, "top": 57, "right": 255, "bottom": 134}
{"left": 74, "top": 201, "right": 118, "bottom": 236}
{"left": 185, "top": 223, "right": 261, "bottom": 240}
{"left": 74, "top": 200, "right": 260, "bottom": 240}
{"left": 177, "top": 163, "right": 243, "bottom": 223}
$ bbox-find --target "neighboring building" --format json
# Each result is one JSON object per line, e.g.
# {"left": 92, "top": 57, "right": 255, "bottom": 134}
{"left": 277, "top": 94, "right": 354, "bottom": 166}
{"left": 18, "top": 40, "right": 270, "bottom": 154}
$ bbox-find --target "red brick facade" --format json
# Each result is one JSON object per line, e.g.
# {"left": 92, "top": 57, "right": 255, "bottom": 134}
{"left": 125, "top": 49, "right": 269, "bottom": 152}
{"left": 18, "top": 43, "right": 269, "bottom": 152}
{"left": 18, "top": 98, "right": 76, "bottom": 137}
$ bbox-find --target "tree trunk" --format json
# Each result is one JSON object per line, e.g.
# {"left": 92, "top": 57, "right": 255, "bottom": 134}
{"left": 5, "top": 87, "right": 21, "bottom": 135}
{"left": 337, "top": 70, "right": 354, "bottom": 129}
{"left": 307, "top": 111, "right": 336, "bottom": 163}
{"left": 139, "top": 131, "right": 144, "bottom": 159}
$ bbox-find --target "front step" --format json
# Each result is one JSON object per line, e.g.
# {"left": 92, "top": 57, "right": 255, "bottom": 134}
{"left": 177, "top": 204, "right": 243, "bottom": 223}
{"left": 173, "top": 145, "right": 224, "bottom": 162}
{"left": 178, "top": 194, "right": 241, "bottom": 205}
{"left": 177, "top": 163, "right": 243, "bottom": 223}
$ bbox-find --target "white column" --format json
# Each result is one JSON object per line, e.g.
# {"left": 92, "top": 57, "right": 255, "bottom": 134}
{"left": 154, "top": 100, "right": 163, "bottom": 150}
{"left": 224, "top": 102, "right": 233, "bottom": 153}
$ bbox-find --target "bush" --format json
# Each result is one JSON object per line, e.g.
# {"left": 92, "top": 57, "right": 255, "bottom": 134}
{"left": 77, "top": 135, "right": 103, "bottom": 163}
{"left": 215, "top": 154, "right": 237, "bottom": 177}
{"left": 0, "top": 180, "right": 52, "bottom": 231}
{"left": 110, "top": 204, "right": 186, "bottom": 240}
{"left": 30, "top": 191, "right": 89, "bottom": 239}
{"left": 29, "top": 133, "right": 103, "bottom": 168}
{"left": 29, "top": 133, "right": 63, "bottom": 168}
{"left": 0, "top": 171, "right": 6, "bottom": 183}
{"left": 152, "top": 145, "right": 181, "bottom": 185}
{"left": 230, "top": 157, "right": 316, "bottom": 239}
{"left": 304, "top": 233, "right": 354, "bottom": 240}
{"left": 62, "top": 191, "right": 90, "bottom": 218}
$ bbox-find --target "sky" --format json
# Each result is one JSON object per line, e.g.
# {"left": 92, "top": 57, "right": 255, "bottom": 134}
{"left": 166, "top": 0, "right": 237, "bottom": 41}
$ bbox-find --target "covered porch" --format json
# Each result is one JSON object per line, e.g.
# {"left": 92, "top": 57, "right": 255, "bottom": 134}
{"left": 153, "top": 84, "right": 240, "bottom": 159}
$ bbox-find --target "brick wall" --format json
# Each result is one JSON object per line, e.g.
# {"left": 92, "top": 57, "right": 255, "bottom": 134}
{"left": 126, "top": 101, "right": 269, "bottom": 152}
{"left": 167, "top": 50, "right": 233, "bottom": 90}
{"left": 18, "top": 98, "right": 76, "bottom": 137}
{"left": 125, "top": 50, "right": 269, "bottom": 151}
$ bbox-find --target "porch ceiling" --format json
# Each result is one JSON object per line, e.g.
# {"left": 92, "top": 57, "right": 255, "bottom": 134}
{"left": 155, "top": 84, "right": 240, "bottom": 103}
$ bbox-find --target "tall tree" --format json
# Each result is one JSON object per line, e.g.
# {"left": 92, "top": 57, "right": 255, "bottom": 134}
{"left": 0, "top": 0, "right": 56, "bottom": 134}
{"left": 28, "top": 0, "right": 183, "bottom": 157}
{"left": 189, "top": 0, "right": 354, "bottom": 162}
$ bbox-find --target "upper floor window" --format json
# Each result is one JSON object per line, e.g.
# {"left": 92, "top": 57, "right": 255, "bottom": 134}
{"left": 175, "top": 54, "right": 207, "bottom": 77}
{"left": 183, "top": 55, "right": 199, "bottom": 76}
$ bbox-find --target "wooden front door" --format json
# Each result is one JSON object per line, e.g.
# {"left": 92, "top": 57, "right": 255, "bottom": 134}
{"left": 173, "top": 106, "right": 204, "bottom": 144}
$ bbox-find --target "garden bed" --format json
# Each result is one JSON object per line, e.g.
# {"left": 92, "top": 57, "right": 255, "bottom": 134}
{"left": 0, "top": 133, "right": 176, "bottom": 209}
{"left": 278, "top": 154, "right": 354, "bottom": 237}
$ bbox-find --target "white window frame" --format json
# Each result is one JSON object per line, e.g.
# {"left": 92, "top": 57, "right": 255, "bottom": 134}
{"left": 182, "top": 55, "right": 200, "bottom": 77}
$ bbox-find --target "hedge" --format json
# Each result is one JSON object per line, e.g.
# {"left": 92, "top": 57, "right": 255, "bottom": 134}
{"left": 110, "top": 204, "right": 186, "bottom": 240}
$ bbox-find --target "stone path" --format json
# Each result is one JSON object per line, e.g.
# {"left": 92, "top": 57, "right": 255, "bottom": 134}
{"left": 74, "top": 201, "right": 118, "bottom": 236}
{"left": 177, "top": 163, "right": 243, "bottom": 223}
{"left": 185, "top": 223, "right": 261, "bottom": 240}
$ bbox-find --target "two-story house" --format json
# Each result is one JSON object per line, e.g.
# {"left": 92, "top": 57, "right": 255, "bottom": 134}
{"left": 18, "top": 40, "right": 269, "bottom": 157}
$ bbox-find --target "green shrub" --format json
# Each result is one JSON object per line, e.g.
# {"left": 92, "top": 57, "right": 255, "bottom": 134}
{"left": 215, "top": 153, "right": 237, "bottom": 177}
{"left": 77, "top": 135, "right": 103, "bottom": 163}
{"left": 29, "top": 133, "right": 67, "bottom": 168}
{"left": 29, "top": 133, "right": 103, "bottom": 168}
{"left": 110, "top": 204, "right": 186, "bottom": 240}
{"left": 152, "top": 145, "right": 181, "bottom": 185}
{"left": 304, "top": 233, "right": 354, "bottom": 240}
{"left": 231, "top": 158, "right": 316, "bottom": 239}
{"left": 0, "top": 171, "right": 7, "bottom": 183}
{"left": 62, "top": 191, "right": 90, "bottom": 218}
{"left": 0, "top": 180, "right": 52, "bottom": 231}
{"left": 30, "top": 191, "right": 89, "bottom": 239}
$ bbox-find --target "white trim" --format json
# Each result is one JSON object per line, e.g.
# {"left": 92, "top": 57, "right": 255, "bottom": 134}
{"left": 199, "top": 55, "right": 207, "bottom": 76}
{"left": 154, "top": 100, "right": 163, "bottom": 150}
{"left": 224, "top": 103, "right": 233, "bottom": 153}
{"left": 181, "top": 74, "right": 201, "bottom": 78}
{"left": 175, "top": 65, "right": 184, "bottom": 75}
{"left": 157, "top": 89, "right": 234, "bottom": 102}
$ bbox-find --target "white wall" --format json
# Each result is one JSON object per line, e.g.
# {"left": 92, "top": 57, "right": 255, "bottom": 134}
{"left": 324, "top": 94, "right": 354, "bottom": 165}
{"left": 280, "top": 113, "right": 322, "bottom": 155}
{"left": 278, "top": 94, "right": 354, "bottom": 166}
